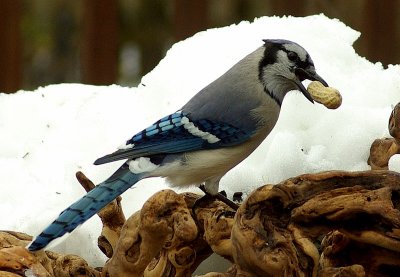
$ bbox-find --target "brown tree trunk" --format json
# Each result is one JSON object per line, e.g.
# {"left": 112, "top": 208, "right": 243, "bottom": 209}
{"left": 173, "top": 0, "right": 208, "bottom": 41}
{"left": 0, "top": 0, "right": 21, "bottom": 93}
{"left": 269, "top": 0, "right": 306, "bottom": 16}
{"left": 361, "top": 0, "right": 399, "bottom": 65}
{"left": 81, "top": 0, "right": 118, "bottom": 85}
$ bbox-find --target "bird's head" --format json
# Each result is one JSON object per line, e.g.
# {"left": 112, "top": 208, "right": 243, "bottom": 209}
{"left": 258, "top": 39, "right": 328, "bottom": 105}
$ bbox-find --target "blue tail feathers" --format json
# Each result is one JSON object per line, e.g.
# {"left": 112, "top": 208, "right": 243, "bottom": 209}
{"left": 28, "top": 168, "right": 143, "bottom": 251}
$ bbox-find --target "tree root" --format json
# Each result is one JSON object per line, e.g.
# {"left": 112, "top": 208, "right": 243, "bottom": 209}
{"left": 368, "top": 102, "right": 400, "bottom": 170}
{"left": 1, "top": 170, "right": 399, "bottom": 276}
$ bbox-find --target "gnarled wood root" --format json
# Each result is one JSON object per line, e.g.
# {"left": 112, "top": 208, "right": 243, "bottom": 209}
{"left": 101, "top": 170, "right": 400, "bottom": 276}
{"left": 231, "top": 170, "right": 400, "bottom": 276}
{"left": 0, "top": 231, "right": 100, "bottom": 276}
{"left": 103, "top": 189, "right": 200, "bottom": 277}
{"left": 368, "top": 102, "right": 400, "bottom": 170}
{"left": 2, "top": 170, "right": 400, "bottom": 276}
{"left": 102, "top": 189, "right": 237, "bottom": 277}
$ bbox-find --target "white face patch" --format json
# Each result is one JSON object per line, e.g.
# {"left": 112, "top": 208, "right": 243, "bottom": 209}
{"left": 276, "top": 50, "right": 293, "bottom": 66}
{"left": 259, "top": 53, "right": 298, "bottom": 105}
{"left": 283, "top": 43, "right": 307, "bottom": 62}
{"left": 128, "top": 157, "right": 159, "bottom": 173}
{"left": 181, "top": 116, "right": 220, "bottom": 143}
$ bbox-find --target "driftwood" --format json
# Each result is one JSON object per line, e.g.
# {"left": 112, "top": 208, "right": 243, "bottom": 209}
{"left": 0, "top": 231, "right": 101, "bottom": 276}
{"left": 231, "top": 171, "right": 400, "bottom": 276}
{"left": 103, "top": 190, "right": 201, "bottom": 277}
{"left": 368, "top": 103, "right": 400, "bottom": 170}
{"left": 102, "top": 170, "right": 400, "bottom": 276}
{"left": 1, "top": 170, "right": 400, "bottom": 276}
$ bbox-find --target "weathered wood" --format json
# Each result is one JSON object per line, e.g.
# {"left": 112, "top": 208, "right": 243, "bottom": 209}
{"left": 0, "top": 231, "right": 100, "bottom": 276}
{"left": 368, "top": 102, "right": 400, "bottom": 170}
{"left": 103, "top": 189, "right": 199, "bottom": 277}
{"left": 2, "top": 171, "right": 400, "bottom": 276}
{"left": 231, "top": 170, "right": 400, "bottom": 276}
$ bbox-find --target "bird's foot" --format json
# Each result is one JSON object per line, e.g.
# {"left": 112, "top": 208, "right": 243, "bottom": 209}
{"left": 216, "top": 210, "right": 236, "bottom": 222}
{"left": 196, "top": 184, "right": 239, "bottom": 211}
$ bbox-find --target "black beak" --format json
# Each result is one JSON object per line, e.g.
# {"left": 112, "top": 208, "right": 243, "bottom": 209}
{"left": 294, "top": 67, "right": 328, "bottom": 104}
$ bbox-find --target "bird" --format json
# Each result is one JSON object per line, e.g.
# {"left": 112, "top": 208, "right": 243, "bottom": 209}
{"left": 28, "top": 39, "right": 328, "bottom": 251}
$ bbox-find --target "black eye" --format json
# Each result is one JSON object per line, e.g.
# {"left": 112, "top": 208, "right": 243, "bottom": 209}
{"left": 287, "top": 51, "right": 299, "bottom": 62}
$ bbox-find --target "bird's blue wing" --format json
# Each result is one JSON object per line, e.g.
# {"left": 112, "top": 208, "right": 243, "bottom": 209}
{"left": 94, "top": 111, "right": 253, "bottom": 165}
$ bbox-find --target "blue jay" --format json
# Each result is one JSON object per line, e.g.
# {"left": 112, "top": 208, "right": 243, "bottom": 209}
{"left": 28, "top": 39, "right": 328, "bottom": 251}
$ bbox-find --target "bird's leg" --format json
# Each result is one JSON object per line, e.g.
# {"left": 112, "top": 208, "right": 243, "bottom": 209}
{"left": 198, "top": 184, "right": 239, "bottom": 211}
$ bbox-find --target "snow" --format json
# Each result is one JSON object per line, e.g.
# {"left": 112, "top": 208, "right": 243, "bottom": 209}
{"left": 389, "top": 154, "right": 400, "bottom": 172}
{"left": 1, "top": 14, "right": 399, "bottom": 268}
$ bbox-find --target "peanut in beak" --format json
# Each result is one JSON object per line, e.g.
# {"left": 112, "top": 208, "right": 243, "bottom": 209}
{"left": 307, "top": 81, "right": 342, "bottom": 109}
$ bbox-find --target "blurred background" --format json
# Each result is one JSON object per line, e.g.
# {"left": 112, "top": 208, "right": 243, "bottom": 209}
{"left": 0, "top": 0, "right": 399, "bottom": 93}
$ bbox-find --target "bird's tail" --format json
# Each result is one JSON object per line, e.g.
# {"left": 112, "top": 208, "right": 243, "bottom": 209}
{"left": 28, "top": 165, "right": 144, "bottom": 251}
